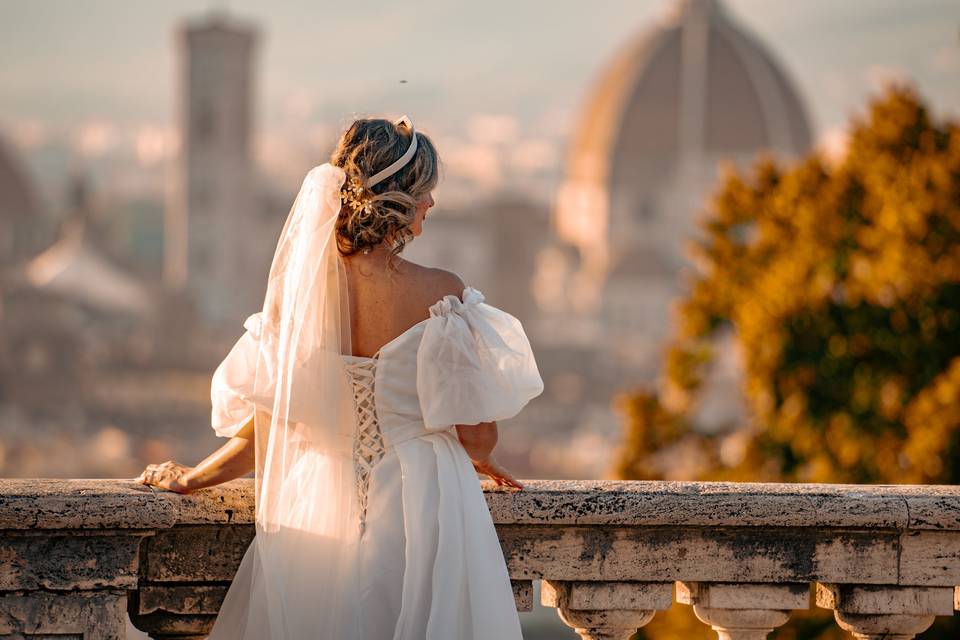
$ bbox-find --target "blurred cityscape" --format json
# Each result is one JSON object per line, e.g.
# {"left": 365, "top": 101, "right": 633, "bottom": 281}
{"left": 0, "top": 1, "right": 957, "bottom": 482}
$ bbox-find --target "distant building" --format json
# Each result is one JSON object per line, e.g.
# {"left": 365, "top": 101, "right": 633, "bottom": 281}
{"left": 166, "top": 12, "right": 262, "bottom": 327}
{"left": 0, "top": 156, "right": 226, "bottom": 478}
{"left": 0, "top": 135, "right": 48, "bottom": 266}
{"left": 1, "top": 167, "right": 154, "bottom": 408}
{"left": 528, "top": 0, "right": 815, "bottom": 474}
{"left": 552, "top": 0, "right": 812, "bottom": 350}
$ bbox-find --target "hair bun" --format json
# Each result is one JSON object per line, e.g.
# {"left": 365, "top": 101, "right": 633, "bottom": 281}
{"left": 330, "top": 117, "right": 439, "bottom": 261}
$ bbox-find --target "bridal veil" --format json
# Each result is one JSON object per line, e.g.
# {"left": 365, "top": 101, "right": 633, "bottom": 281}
{"left": 208, "top": 162, "right": 363, "bottom": 637}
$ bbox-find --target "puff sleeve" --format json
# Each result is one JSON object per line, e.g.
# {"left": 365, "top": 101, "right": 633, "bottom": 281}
{"left": 416, "top": 286, "right": 544, "bottom": 431}
{"left": 210, "top": 312, "right": 272, "bottom": 437}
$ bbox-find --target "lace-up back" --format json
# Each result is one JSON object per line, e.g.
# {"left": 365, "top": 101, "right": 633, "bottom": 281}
{"left": 342, "top": 355, "right": 386, "bottom": 535}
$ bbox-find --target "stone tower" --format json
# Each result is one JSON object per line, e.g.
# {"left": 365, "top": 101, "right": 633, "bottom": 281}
{"left": 166, "top": 12, "right": 259, "bottom": 327}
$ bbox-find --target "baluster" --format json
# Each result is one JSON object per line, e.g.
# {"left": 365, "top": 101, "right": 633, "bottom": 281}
{"left": 677, "top": 582, "right": 809, "bottom": 640}
{"left": 541, "top": 580, "right": 672, "bottom": 640}
{"left": 816, "top": 584, "right": 954, "bottom": 639}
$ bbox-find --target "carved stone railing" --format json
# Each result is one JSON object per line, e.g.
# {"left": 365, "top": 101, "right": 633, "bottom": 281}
{"left": 1, "top": 479, "right": 959, "bottom": 639}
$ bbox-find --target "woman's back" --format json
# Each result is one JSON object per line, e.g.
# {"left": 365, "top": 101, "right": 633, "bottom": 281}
{"left": 342, "top": 250, "right": 464, "bottom": 358}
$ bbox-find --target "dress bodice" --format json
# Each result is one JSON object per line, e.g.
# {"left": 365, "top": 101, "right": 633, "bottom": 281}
{"left": 210, "top": 286, "right": 543, "bottom": 444}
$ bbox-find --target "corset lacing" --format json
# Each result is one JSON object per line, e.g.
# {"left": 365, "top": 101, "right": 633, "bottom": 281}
{"left": 343, "top": 357, "right": 386, "bottom": 536}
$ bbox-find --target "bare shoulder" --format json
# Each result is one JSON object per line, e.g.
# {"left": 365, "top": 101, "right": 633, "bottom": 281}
{"left": 424, "top": 266, "right": 466, "bottom": 301}
{"left": 398, "top": 260, "right": 466, "bottom": 309}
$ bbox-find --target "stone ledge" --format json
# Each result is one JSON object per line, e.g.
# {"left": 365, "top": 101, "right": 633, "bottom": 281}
{"left": 0, "top": 478, "right": 254, "bottom": 530}
{"left": 2, "top": 479, "right": 960, "bottom": 639}
{"left": 4, "top": 478, "right": 960, "bottom": 531}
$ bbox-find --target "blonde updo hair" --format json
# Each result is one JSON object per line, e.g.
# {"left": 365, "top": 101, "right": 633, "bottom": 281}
{"left": 330, "top": 117, "right": 440, "bottom": 259}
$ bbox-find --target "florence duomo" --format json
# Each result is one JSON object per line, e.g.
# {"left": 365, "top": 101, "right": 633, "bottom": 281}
{"left": 525, "top": 0, "right": 814, "bottom": 472}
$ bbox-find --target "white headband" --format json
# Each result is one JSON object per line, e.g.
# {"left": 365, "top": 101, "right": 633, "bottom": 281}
{"left": 364, "top": 114, "right": 418, "bottom": 189}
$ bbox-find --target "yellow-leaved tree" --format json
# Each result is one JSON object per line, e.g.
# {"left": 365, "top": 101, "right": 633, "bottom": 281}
{"left": 616, "top": 86, "right": 960, "bottom": 639}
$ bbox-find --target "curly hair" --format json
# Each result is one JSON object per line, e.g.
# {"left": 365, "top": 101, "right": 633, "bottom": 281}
{"left": 330, "top": 117, "right": 440, "bottom": 260}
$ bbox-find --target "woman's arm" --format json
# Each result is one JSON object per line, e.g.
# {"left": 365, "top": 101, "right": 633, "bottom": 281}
{"left": 456, "top": 420, "right": 498, "bottom": 460}
{"left": 135, "top": 415, "right": 257, "bottom": 494}
{"left": 455, "top": 421, "right": 523, "bottom": 490}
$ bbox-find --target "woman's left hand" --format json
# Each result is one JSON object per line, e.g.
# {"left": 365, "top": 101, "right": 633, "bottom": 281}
{"left": 134, "top": 460, "right": 195, "bottom": 494}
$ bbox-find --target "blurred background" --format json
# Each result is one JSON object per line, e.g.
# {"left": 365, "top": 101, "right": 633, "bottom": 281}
{"left": 1, "top": 1, "right": 958, "bottom": 637}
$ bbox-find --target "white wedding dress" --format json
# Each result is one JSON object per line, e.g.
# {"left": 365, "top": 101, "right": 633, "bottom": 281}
{"left": 205, "top": 285, "right": 543, "bottom": 639}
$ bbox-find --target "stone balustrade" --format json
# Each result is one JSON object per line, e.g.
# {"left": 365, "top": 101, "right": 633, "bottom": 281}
{"left": 1, "top": 478, "right": 959, "bottom": 639}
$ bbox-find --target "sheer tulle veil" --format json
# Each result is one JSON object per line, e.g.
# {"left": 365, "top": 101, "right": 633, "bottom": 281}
{"left": 208, "top": 114, "right": 426, "bottom": 638}
{"left": 212, "top": 162, "right": 364, "bottom": 637}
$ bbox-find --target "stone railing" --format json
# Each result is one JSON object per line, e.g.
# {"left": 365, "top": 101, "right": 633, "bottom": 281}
{"left": 1, "top": 479, "right": 959, "bottom": 639}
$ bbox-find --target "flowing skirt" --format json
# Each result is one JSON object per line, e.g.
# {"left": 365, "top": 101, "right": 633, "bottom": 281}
{"left": 207, "top": 429, "right": 523, "bottom": 640}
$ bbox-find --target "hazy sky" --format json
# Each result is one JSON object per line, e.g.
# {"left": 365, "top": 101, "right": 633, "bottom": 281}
{"left": 1, "top": 0, "right": 958, "bottom": 205}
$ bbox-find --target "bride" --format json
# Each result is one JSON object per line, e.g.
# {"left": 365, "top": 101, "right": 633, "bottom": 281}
{"left": 135, "top": 115, "right": 544, "bottom": 639}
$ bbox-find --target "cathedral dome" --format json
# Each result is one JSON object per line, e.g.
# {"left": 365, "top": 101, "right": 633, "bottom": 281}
{"left": 566, "top": 0, "right": 812, "bottom": 193}
{"left": 555, "top": 0, "right": 814, "bottom": 282}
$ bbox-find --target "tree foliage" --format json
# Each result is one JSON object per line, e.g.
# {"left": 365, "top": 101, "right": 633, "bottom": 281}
{"left": 615, "top": 86, "right": 960, "bottom": 639}
{"left": 617, "top": 85, "right": 960, "bottom": 485}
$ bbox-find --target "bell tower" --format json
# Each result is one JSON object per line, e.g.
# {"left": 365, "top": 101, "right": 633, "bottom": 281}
{"left": 165, "top": 12, "right": 260, "bottom": 326}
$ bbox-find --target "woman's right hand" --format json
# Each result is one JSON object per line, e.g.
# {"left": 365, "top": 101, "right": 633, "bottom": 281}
{"left": 471, "top": 454, "right": 524, "bottom": 490}
{"left": 134, "top": 460, "right": 196, "bottom": 494}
